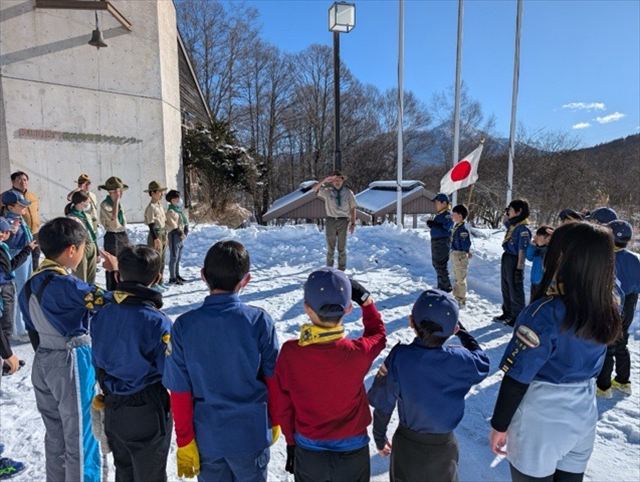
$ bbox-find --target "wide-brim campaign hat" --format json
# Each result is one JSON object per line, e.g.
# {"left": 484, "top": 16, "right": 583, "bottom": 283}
{"left": 144, "top": 181, "right": 168, "bottom": 193}
{"left": 98, "top": 177, "right": 128, "bottom": 191}
{"left": 77, "top": 174, "right": 91, "bottom": 185}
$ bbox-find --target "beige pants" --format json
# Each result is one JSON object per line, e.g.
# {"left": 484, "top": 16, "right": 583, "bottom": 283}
{"left": 326, "top": 217, "right": 349, "bottom": 271}
{"left": 74, "top": 240, "right": 97, "bottom": 284}
{"left": 451, "top": 250, "right": 469, "bottom": 304}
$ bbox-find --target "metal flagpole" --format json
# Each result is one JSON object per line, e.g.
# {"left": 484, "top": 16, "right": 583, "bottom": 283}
{"left": 452, "top": 0, "right": 464, "bottom": 206}
{"left": 396, "top": 0, "right": 405, "bottom": 226}
{"left": 506, "top": 0, "right": 523, "bottom": 205}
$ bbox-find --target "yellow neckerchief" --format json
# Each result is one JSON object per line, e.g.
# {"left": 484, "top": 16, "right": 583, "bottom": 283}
{"left": 113, "top": 291, "right": 133, "bottom": 304}
{"left": 503, "top": 218, "right": 529, "bottom": 245}
{"left": 451, "top": 221, "right": 465, "bottom": 240}
{"left": 614, "top": 246, "right": 624, "bottom": 253}
{"left": 34, "top": 258, "right": 69, "bottom": 277}
{"left": 436, "top": 206, "right": 451, "bottom": 215}
{"left": 299, "top": 323, "right": 345, "bottom": 347}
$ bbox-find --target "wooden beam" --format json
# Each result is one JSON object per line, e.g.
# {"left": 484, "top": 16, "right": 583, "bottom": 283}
{"left": 35, "top": 0, "right": 132, "bottom": 31}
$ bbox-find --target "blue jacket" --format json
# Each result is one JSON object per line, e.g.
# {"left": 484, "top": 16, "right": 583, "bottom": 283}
{"left": 503, "top": 221, "right": 531, "bottom": 256}
{"left": 163, "top": 292, "right": 279, "bottom": 457}
{"left": 19, "top": 261, "right": 110, "bottom": 339}
{"left": 615, "top": 249, "right": 640, "bottom": 296}
{"left": 500, "top": 296, "right": 606, "bottom": 384}
{"left": 451, "top": 222, "right": 471, "bottom": 252}
{"left": 368, "top": 335, "right": 489, "bottom": 444}
{"left": 3, "top": 212, "right": 32, "bottom": 253}
{"left": 429, "top": 209, "right": 454, "bottom": 240}
{"left": 526, "top": 244, "right": 547, "bottom": 285}
{"left": 91, "top": 283, "right": 172, "bottom": 396}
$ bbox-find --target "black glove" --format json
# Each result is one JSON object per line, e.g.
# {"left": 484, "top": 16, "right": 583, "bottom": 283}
{"left": 184, "top": 225, "right": 189, "bottom": 236}
{"left": 426, "top": 220, "right": 434, "bottom": 228}
{"left": 285, "top": 445, "right": 295, "bottom": 474}
{"left": 514, "top": 269, "right": 524, "bottom": 284}
{"left": 350, "top": 279, "right": 371, "bottom": 306}
{"left": 455, "top": 324, "right": 481, "bottom": 351}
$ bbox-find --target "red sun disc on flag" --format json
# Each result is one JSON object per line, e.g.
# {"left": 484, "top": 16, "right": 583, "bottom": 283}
{"left": 451, "top": 160, "right": 472, "bottom": 181}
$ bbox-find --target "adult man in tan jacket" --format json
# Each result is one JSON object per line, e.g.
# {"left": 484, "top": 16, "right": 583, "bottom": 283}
{"left": 312, "top": 171, "right": 357, "bottom": 271}
{"left": 1, "top": 171, "right": 41, "bottom": 270}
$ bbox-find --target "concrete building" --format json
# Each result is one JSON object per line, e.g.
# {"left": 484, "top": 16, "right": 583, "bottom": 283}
{"left": 356, "top": 180, "right": 437, "bottom": 227}
{"left": 0, "top": 0, "right": 209, "bottom": 221}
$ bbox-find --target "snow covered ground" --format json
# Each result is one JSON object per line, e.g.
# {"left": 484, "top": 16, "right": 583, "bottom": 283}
{"left": 1, "top": 223, "right": 639, "bottom": 482}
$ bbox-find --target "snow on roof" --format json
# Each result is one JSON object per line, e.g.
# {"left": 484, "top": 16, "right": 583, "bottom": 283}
{"left": 356, "top": 181, "right": 425, "bottom": 214}
{"left": 264, "top": 180, "right": 318, "bottom": 216}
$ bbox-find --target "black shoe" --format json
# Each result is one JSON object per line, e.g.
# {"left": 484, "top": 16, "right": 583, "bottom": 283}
{"left": 177, "top": 276, "right": 187, "bottom": 283}
{"left": 504, "top": 319, "right": 515, "bottom": 327}
{"left": 176, "top": 278, "right": 184, "bottom": 285}
{"left": 168, "top": 278, "right": 177, "bottom": 285}
{"left": 493, "top": 313, "right": 509, "bottom": 322}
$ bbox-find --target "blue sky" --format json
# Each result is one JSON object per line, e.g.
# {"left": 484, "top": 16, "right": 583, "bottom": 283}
{"left": 241, "top": 0, "right": 639, "bottom": 147}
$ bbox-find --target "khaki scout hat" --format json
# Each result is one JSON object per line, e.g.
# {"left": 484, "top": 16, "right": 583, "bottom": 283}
{"left": 98, "top": 176, "right": 128, "bottom": 191}
{"left": 77, "top": 174, "right": 92, "bottom": 185}
{"left": 144, "top": 181, "right": 168, "bottom": 193}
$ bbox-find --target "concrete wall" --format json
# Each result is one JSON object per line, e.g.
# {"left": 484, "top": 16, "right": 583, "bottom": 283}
{"left": 0, "top": 0, "right": 182, "bottom": 222}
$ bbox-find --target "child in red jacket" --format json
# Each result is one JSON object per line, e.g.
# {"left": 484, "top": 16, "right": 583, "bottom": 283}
{"left": 270, "top": 268, "right": 386, "bottom": 482}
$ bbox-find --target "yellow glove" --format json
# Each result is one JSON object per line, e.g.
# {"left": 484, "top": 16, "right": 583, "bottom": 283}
{"left": 177, "top": 439, "right": 200, "bottom": 478}
{"left": 271, "top": 425, "right": 281, "bottom": 446}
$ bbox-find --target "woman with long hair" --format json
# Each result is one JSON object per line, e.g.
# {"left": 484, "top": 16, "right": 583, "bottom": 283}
{"left": 489, "top": 222, "right": 622, "bottom": 482}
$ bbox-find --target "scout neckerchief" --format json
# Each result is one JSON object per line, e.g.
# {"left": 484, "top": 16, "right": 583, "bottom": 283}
{"left": 0, "top": 242, "right": 14, "bottom": 279}
{"left": 34, "top": 259, "right": 106, "bottom": 310}
{"left": 113, "top": 281, "right": 163, "bottom": 309}
{"left": 451, "top": 221, "right": 465, "bottom": 241}
{"left": 299, "top": 323, "right": 345, "bottom": 347}
{"left": 70, "top": 207, "right": 97, "bottom": 244}
{"left": 103, "top": 196, "right": 125, "bottom": 226}
{"left": 4, "top": 212, "right": 33, "bottom": 244}
{"left": 331, "top": 186, "right": 345, "bottom": 208}
{"left": 503, "top": 218, "right": 529, "bottom": 245}
{"left": 168, "top": 204, "right": 188, "bottom": 226}
{"left": 34, "top": 258, "right": 70, "bottom": 276}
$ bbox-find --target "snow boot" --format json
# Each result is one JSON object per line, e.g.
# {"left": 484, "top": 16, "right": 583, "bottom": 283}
{"left": 611, "top": 380, "right": 632, "bottom": 395}
{"left": 596, "top": 387, "right": 612, "bottom": 399}
{"left": 0, "top": 457, "right": 26, "bottom": 480}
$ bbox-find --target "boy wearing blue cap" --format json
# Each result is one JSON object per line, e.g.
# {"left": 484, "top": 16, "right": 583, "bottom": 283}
{"left": 163, "top": 240, "right": 279, "bottom": 482}
{"left": 368, "top": 289, "right": 489, "bottom": 482}
{"left": 428, "top": 193, "right": 454, "bottom": 292}
{"left": 597, "top": 220, "right": 640, "bottom": 397}
{"left": 1, "top": 191, "right": 35, "bottom": 340}
{"left": 587, "top": 207, "right": 618, "bottom": 225}
{"left": 270, "top": 268, "right": 386, "bottom": 482}
{"left": 91, "top": 245, "right": 173, "bottom": 481}
{"left": 0, "top": 217, "right": 36, "bottom": 348}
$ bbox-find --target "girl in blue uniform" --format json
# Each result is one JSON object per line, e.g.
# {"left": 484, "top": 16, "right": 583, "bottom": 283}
{"left": 489, "top": 222, "right": 622, "bottom": 482}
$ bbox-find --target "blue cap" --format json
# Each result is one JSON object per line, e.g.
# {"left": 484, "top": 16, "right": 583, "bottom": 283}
{"left": 607, "top": 220, "right": 632, "bottom": 243}
{"left": 411, "top": 289, "right": 459, "bottom": 337}
{"left": 588, "top": 207, "right": 617, "bottom": 224}
{"left": 0, "top": 217, "right": 12, "bottom": 232}
{"left": 304, "top": 268, "right": 352, "bottom": 317}
{"left": 432, "top": 193, "right": 450, "bottom": 203}
{"left": 558, "top": 208, "right": 583, "bottom": 221}
{"left": 1, "top": 190, "right": 31, "bottom": 207}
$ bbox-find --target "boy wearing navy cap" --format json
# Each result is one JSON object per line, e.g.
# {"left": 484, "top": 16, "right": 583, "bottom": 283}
{"left": 597, "top": 220, "right": 640, "bottom": 397}
{"left": 587, "top": 207, "right": 618, "bottom": 225}
{"left": 428, "top": 193, "right": 454, "bottom": 292}
{"left": 270, "top": 268, "right": 386, "bottom": 482}
{"left": 91, "top": 245, "right": 173, "bottom": 481}
{"left": 163, "top": 241, "right": 279, "bottom": 482}
{"left": 368, "top": 289, "right": 489, "bottom": 481}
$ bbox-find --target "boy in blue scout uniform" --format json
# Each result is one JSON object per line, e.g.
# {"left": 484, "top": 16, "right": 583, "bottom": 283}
{"left": 163, "top": 240, "right": 279, "bottom": 482}
{"left": 428, "top": 193, "right": 454, "bottom": 292}
{"left": 495, "top": 199, "right": 532, "bottom": 327}
{"left": 490, "top": 222, "right": 622, "bottom": 482}
{"left": 91, "top": 245, "right": 173, "bottom": 482}
{"left": 368, "top": 289, "right": 489, "bottom": 482}
{"left": 450, "top": 204, "right": 472, "bottom": 306}
{"left": 18, "top": 218, "right": 118, "bottom": 482}
{"left": 1, "top": 190, "right": 34, "bottom": 340}
{"left": 525, "top": 226, "right": 553, "bottom": 301}
{"left": 0, "top": 217, "right": 36, "bottom": 346}
{"left": 596, "top": 220, "right": 640, "bottom": 397}
{"left": 586, "top": 206, "right": 617, "bottom": 225}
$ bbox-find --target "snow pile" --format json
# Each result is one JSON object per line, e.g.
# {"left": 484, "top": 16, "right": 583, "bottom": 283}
{"left": 2, "top": 224, "right": 638, "bottom": 481}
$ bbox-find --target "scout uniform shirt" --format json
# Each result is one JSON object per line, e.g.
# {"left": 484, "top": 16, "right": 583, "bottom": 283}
{"left": 503, "top": 220, "right": 531, "bottom": 256}
{"left": 430, "top": 209, "right": 454, "bottom": 240}
{"left": 318, "top": 185, "right": 356, "bottom": 218}
{"left": 144, "top": 201, "right": 167, "bottom": 239}
{"left": 100, "top": 198, "right": 127, "bottom": 233}
{"left": 451, "top": 222, "right": 471, "bottom": 252}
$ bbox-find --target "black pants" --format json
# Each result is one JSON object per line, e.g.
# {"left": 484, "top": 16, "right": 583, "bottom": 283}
{"left": 294, "top": 445, "right": 369, "bottom": 482}
{"left": 390, "top": 426, "right": 458, "bottom": 482}
{"left": 103, "top": 231, "right": 129, "bottom": 290}
{"left": 510, "top": 464, "right": 584, "bottom": 482}
{"left": 597, "top": 292, "right": 638, "bottom": 389}
{"left": 501, "top": 253, "right": 525, "bottom": 322}
{"left": 431, "top": 237, "right": 452, "bottom": 292}
{"left": 104, "top": 383, "right": 172, "bottom": 482}
{"left": 0, "top": 283, "right": 15, "bottom": 342}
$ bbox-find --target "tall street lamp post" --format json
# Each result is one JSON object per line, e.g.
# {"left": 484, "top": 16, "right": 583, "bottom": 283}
{"left": 328, "top": 2, "right": 356, "bottom": 171}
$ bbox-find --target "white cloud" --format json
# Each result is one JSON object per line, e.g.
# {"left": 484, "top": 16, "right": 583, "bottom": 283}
{"left": 595, "top": 112, "right": 625, "bottom": 124}
{"left": 572, "top": 122, "right": 591, "bottom": 129}
{"left": 562, "top": 102, "right": 606, "bottom": 111}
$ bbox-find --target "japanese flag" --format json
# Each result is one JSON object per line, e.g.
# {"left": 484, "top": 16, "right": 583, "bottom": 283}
{"left": 439, "top": 144, "right": 484, "bottom": 195}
